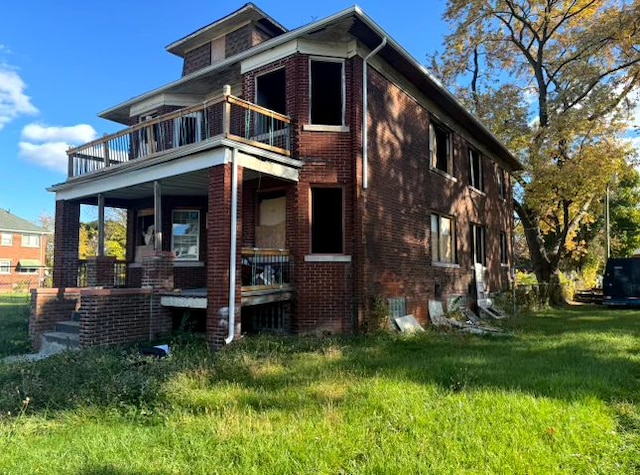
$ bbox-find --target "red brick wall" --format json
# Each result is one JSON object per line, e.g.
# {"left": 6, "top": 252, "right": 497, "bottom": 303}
{"left": 78, "top": 288, "right": 171, "bottom": 348}
{"left": 0, "top": 232, "right": 48, "bottom": 292}
{"left": 364, "top": 67, "right": 514, "bottom": 324}
{"left": 206, "top": 164, "right": 243, "bottom": 349}
{"left": 30, "top": 288, "right": 80, "bottom": 351}
{"left": 183, "top": 43, "right": 211, "bottom": 76}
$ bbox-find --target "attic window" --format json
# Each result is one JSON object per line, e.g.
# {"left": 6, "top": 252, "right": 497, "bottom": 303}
{"left": 310, "top": 60, "right": 344, "bottom": 126}
{"left": 211, "top": 36, "right": 226, "bottom": 64}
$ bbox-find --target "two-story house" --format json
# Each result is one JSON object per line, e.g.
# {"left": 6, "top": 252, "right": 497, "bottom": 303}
{"left": 0, "top": 209, "right": 50, "bottom": 293}
{"left": 33, "top": 3, "right": 521, "bottom": 350}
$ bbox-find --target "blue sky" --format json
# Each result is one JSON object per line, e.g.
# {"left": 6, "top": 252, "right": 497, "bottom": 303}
{"left": 0, "top": 1, "right": 449, "bottom": 224}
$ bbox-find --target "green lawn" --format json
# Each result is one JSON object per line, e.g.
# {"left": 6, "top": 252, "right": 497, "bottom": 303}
{"left": 0, "top": 304, "right": 639, "bottom": 474}
{"left": 0, "top": 294, "right": 31, "bottom": 358}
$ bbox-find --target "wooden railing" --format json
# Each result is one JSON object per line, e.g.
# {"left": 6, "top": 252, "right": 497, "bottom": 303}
{"left": 67, "top": 87, "right": 292, "bottom": 178}
{"left": 241, "top": 248, "right": 292, "bottom": 289}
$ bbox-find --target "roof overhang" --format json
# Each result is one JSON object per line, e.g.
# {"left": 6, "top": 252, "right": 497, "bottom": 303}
{"left": 165, "top": 2, "right": 287, "bottom": 58}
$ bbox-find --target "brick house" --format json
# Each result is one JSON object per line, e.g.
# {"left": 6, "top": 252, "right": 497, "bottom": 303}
{"left": 0, "top": 209, "right": 50, "bottom": 293}
{"left": 34, "top": 3, "right": 521, "bottom": 350}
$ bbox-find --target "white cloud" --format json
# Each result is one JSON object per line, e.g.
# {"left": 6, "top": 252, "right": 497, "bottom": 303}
{"left": 19, "top": 123, "right": 98, "bottom": 172}
{"left": 0, "top": 65, "right": 38, "bottom": 130}
{"left": 18, "top": 141, "right": 70, "bottom": 173}
{"left": 21, "top": 123, "right": 97, "bottom": 143}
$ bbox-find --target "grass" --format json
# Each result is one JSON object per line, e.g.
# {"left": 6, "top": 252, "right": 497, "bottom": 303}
{"left": 0, "top": 304, "right": 639, "bottom": 474}
{"left": 0, "top": 294, "right": 31, "bottom": 358}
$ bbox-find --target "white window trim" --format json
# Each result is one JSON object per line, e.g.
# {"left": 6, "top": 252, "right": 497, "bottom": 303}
{"left": 0, "top": 259, "right": 11, "bottom": 274}
{"left": 21, "top": 234, "right": 40, "bottom": 248}
{"left": 305, "top": 255, "right": 351, "bottom": 263}
{"left": 172, "top": 210, "right": 200, "bottom": 261}
{"left": 308, "top": 57, "right": 346, "bottom": 127}
{"left": 0, "top": 233, "right": 12, "bottom": 246}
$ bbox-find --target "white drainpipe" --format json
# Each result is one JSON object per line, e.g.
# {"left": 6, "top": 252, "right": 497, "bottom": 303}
{"left": 362, "top": 37, "right": 387, "bottom": 190}
{"left": 225, "top": 148, "right": 239, "bottom": 344}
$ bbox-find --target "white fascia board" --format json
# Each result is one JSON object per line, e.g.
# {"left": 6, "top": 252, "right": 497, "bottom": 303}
{"left": 130, "top": 93, "right": 204, "bottom": 117}
{"left": 240, "top": 40, "right": 298, "bottom": 73}
{"left": 241, "top": 39, "right": 358, "bottom": 74}
{"left": 55, "top": 148, "right": 227, "bottom": 201}
{"left": 236, "top": 152, "right": 299, "bottom": 182}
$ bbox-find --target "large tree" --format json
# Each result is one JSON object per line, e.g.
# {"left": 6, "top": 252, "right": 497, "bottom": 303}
{"left": 432, "top": 0, "right": 640, "bottom": 298}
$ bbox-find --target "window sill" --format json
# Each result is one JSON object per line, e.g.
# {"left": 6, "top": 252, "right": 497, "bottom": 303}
{"left": 429, "top": 167, "right": 457, "bottom": 183}
{"left": 303, "top": 124, "right": 350, "bottom": 133}
{"left": 432, "top": 261, "right": 460, "bottom": 269}
{"left": 469, "top": 187, "right": 486, "bottom": 196}
{"left": 174, "top": 260, "right": 204, "bottom": 267}
{"left": 304, "top": 255, "right": 352, "bottom": 263}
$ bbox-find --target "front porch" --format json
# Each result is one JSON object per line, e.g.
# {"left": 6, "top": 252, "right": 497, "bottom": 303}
{"left": 41, "top": 88, "right": 303, "bottom": 349}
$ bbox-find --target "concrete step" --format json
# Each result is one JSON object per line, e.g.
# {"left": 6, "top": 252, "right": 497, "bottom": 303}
{"left": 55, "top": 320, "right": 80, "bottom": 334}
{"left": 41, "top": 331, "right": 80, "bottom": 350}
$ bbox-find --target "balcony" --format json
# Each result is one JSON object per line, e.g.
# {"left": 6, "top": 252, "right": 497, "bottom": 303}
{"left": 67, "top": 89, "right": 292, "bottom": 178}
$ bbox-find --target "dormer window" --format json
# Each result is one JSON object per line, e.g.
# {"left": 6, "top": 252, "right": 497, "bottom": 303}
{"left": 211, "top": 36, "right": 226, "bottom": 64}
{"left": 310, "top": 59, "right": 345, "bottom": 126}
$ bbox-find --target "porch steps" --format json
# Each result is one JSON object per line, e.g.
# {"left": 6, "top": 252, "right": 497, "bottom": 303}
{"left": 55, "top": 320, "right": 80, "bottom": 334}
{"left": 40, "top": 315, "right": 81, "bottom": 351}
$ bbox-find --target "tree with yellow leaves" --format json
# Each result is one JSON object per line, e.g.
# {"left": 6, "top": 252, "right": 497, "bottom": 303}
{"left": 432, "top": 0, "right": 640, "bottom": 301}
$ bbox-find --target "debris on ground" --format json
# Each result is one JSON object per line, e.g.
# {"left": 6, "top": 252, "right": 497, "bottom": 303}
{"left": 393, "top": 315, "right": 425, "bottom": 333}
{"left": 429, "top": 300, "right": 508, "bottom": 336}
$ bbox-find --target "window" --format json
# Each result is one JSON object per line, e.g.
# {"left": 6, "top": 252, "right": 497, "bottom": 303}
{"left": 1, "top": 233, "right": 12, "bottom": 246}
{"left": 469, "top": 148, "right": 484, "bottom": 191}
{"left": 172, "top": 210, "right": 200, "bottom": 260}
{"left": 311, "top": 187, "right": 343, "bottom": 254}
{"left": 256, "top": 68, "right": 286, "bottom": 115}
{"left": 472, "top": 225, "right": 486, "bottom": 266}
{"left": 0, "top": 260, "right": 10, "bottom": 275}
{"left": 500, "top": 232, "right": 509, "bottom": 265}
{"left": 174, "top": 112, "right": 203, "bottom": 147}
{"left": 310, "top": 60, "right": 344, "bottom": 126}
{"left": 22, "top": 234, "right": 40, "bottom": 248}
{"left": 431, "top": 214, "right": 456, "bottom": 263}
{"left": 18, "top": 266, "right": 38, "bottom": 274}
{"left": 429, "top": 123, "right": 453, "bottom": 175}
{"left": 497, "top": 167, "right": 507, "bottom": 200}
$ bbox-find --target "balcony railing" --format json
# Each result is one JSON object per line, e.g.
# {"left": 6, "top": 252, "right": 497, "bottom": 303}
{"left": 77, "top": 259, "right": 127, "bottom": 288}
{"left": 67, "top": 88, "right": 292, "bottom": 178}
{"left": 241, "top": 248, "right": 292, "bottom": 289}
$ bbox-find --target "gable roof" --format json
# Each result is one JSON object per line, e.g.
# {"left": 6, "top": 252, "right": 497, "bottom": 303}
{"left": 0, "top": 209, "right": 50, "bottom": 234}
{"left": 100, "top": 5, "right": 522, "bottom": 171}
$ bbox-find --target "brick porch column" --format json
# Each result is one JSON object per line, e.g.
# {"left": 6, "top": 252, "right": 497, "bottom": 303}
{"left": 53, "top": 199, "right": 80, "bottom": 288}
{"left": 86, "top": 256, "right": 116, "bottom": 287}
{"left": 207, "top": 163, "right": 243, "bottom": 350}
{"left": 141, "top": 251, "right": 174, "bottom": 289}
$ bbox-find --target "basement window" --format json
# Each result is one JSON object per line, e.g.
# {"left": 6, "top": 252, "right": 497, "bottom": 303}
{"left": 311, "top": 187, "right": 343, "bottom": 254}
{"left": 310, "top": 60, "right": 344, "bottom": 126}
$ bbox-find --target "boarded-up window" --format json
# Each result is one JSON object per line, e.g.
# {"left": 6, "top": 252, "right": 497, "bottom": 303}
{"left": 211, "top": 36, "right": 226, "bottom": 64}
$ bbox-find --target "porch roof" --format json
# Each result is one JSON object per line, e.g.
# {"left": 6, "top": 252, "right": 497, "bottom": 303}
{"left": 49, "top": 139, "right": 303, "bottom": 202}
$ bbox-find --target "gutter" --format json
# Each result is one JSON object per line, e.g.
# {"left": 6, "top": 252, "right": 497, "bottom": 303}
{"left": 225, "top": 147, "right": 239, "bottom": 344}
{"left": 362, "top": 37, "right": 387, "bottom": 189}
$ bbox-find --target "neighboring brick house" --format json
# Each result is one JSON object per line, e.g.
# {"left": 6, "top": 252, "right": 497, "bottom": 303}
{"left": 0, "top": 209, "right": 50, "bottom": 293}
{"left": 36, "top": 3, "right": 521, "bottom": 350}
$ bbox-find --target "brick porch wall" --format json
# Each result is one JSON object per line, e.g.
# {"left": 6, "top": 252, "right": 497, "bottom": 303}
{"left": 78, "top": 288, "right": 172, "bottom": 348}
{"left": 30, "top": 288, "right": 81, "bottom": 351}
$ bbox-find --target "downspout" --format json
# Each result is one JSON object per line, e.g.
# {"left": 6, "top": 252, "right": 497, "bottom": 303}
{"left": 225, "top": 148, "right": 239, "bottom": 344}
{"left": 362, "top": 37, "right": 387, "bottom": 189}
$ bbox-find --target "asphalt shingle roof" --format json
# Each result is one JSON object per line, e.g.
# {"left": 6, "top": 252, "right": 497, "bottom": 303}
{"left": 0, "top": 209, "right": 49, "bottom": 234}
